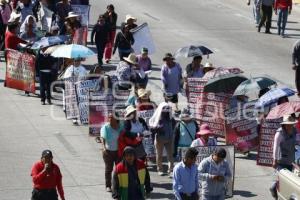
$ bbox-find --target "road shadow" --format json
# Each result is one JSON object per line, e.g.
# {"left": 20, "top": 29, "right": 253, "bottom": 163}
{"left": 148, "top": 77, "right": 161, "bottom": 81}
{"left": 233, "top": 190, "right": 257, "bottom": 198}
{"left": 152, "top": 182, "right": 172, "bottom": 190}
{"left": 235, "top": 152, "right": 257, "bottom": 161}
{"left": 149, "top": 192, "right": 174, "bottom": 199}
{"left": 271, "top": 20, "right": 298, "bottom": 24}
{"left": 285, "top": 34, "right": 300, "bottom": 39}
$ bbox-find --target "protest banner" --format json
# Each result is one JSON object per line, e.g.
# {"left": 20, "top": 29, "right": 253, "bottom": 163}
{"left": 71, "top": 5, "right": 90, "bottom": 45}
{"left": 225, "top": 102, "right": 259, "bottom": 153}
{"left": 64, "top": 77, "right": 79, "bottom": 120}
{"left": 5, "top": 49, "right": 36, "bottom": 93}
{"left": 188, "top": 78, "right": 231, "bottom": 137}
{"left": 138, "top": 108, "right": 155, "bottom": 125}
{"left": 131, "top": 23, "right": 155, "bottom": 55}
{"left": 181, "top": 145, "right": 235, "bottom": 198}
{"left": 257, "top": 119, "right": 282, "bottom": 167}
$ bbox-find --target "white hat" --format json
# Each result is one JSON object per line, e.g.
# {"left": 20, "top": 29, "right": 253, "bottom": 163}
{"left": 281, "top": 115, "right": 297, "bottom": 125}
{"left": 123, "top": 53, "right": 137, "bottom": 65}
{"left": 125, "top": 14, "right": 137, "bottom": 22}
{"left": 65, "top": 12, "right": 80, "bottom": 19}
{"left": 204, "top": 62, "right": 214, "bottom": 69}
{"left": 8, "top": 12, "right": 21, "bottom": 23}
{"left": 137, "top": 88, "right": 151, "bottom": 98}
{"left": 125, "top": 105, "right": 136, "bottom": 117}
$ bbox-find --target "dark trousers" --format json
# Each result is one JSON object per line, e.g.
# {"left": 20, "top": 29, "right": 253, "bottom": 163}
{"left": 31, "top": 188, "right": 58, "bottom": 200}
{"left": 0, "top": 24, "right": 7, "bottom": 51}
{"left": 118, "top": 50, "right": 131, "bottom": 61}
{"left": 296, "top": 66, "right": 300, "bottom": 94}
{"left": 103, "top": 150, "right": 119, "bottom": 188}
{"left": 259, "top": 4, "right": 273, "bottom": 32}
{"left": 39, "top": 71, "right": 52, "bottom": 102}
{"left": 178, "top": 192, "right": 199, "bottom": 200}
{"left": 96, "top": 43, "right": 106, "bottom": 65}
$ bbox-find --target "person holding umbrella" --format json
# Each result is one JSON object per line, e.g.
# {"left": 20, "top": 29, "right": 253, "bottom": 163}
{"left": 185, "top": 55, "right": 204, "bottom": 78}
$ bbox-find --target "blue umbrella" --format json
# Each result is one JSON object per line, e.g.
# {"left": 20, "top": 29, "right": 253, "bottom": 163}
{"left": 31, "top": 35, "right": 70, "bottom": 49}
{"left": 174, "top": 45, "right": 213, "bottom": 58}
{"left": 51, "top": 44, "right": 95, "bottom": 58}
{"left": 255, "top": 87, "right": 296, "bottom": 108}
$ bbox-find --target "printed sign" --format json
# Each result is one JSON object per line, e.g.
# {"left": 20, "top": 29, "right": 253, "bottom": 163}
{"left": 5, "top": 49, "right": 36, "bottom": 93}
{"left": 64, "top": 77, "right": 79, "bottom": 119}
{"left": 225, "top": 102, "right": 259, "bottom": 152}
{"left": 257, "top": 119, "right": 282, "bottom": 167}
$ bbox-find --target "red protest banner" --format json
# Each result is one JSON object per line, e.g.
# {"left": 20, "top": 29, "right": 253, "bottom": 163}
{"left": 225, "top": 102, "right": 259, "bottom": 153}
{"left": 5, "top": 49, "right": 35, "bottom": 93}
{"left": 188, "top": 78, "right": 231, "bottom": 137}
{"left": 257, "top": 119, "right": 281, "bottom": 167}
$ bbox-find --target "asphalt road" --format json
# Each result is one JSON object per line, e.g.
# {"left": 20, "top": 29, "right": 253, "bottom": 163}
{"left": 1, "top": 0, "right": 300, "bottom": 199}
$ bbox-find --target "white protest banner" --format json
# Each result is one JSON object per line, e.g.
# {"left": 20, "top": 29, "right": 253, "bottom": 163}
{"left": 181, "top": 145, "right": 235, "bottom": 198}
{"left": 131, "top": 23, "right": 155, "bottom": 55}
{"left": 64, "top": 77, "right": 79, "bottom": 119}
{"left": 138, "top": 109, "right": 155, "bottom": 125}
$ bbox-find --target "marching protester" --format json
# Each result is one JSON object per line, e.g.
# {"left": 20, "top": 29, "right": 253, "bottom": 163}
{"left": 116, "top": 53, "right": 137, "bottom": 90}
{"left": 173, "top": 147, "right": 199, "bottom": 200}
{"left": 125, "top": 14, "right": 137, "bottom": 30}
{"left": 55, "top": 0, "right": 72, "bottom": 34}
{"left": 191, "top": 124, "right": 218, "bottom": 147}
{"left": 137, "top": 47, "right": 152, "bottom": 72}
{"left": 136, "top": 88, "right": 156, "bottom": 113}
{"left": 257, "top": 0, "right": 274, "bottom": 34}
{"left": 91, "top": 14, "right": 110, "bottom": 65}
{"left": 113, "top": 23, "right": 134, "bottom": 61}
{"left": 174, "top": 109, "right": 199, "bottom": 157}
{"left": 31, "top": 150, "right": 65, "bottom": 200}
{"left": 161, "top": 53, "right": 183, "bottom": 115}
{"left": 247, "top": 0, "right": 261, "bottom": 26}
{"left": 101, "top": 112, "right": 124, "bottom": 192}
{"left": 0, "top": 0, "right": 12, "bottom": 50}
{"left": 20, "top": 15, "right": 38, "bottom": 42}
{"left": 64, "top": 12, "right": 81, "bottom": 40}
{"left": 103, "top": 4, "right": 117, "bottom": 64}
{"left": 112, "top": 146, "right": 152, "bottom": 200}
{"left": 198, "top": 148, "right": 232, "bottom": 200}
{"left": 274, "top": 0, "right": 292, "bottom": 37}
{"left": 5, "top": 21, "right": 27, "bottom": 50}
{"left": 293, "top": 39, "right": 300, "bottom": 96}
{"left": 149, "top": 102, "right": 176, "bottom": 177}
{"left": 270, "top": 115, "right": 297, "bottom": 199}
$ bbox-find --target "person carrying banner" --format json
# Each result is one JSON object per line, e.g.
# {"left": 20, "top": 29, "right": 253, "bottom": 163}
{"left": 112, "top": 146, "right": 152, "bottom": 200}
{"left": 191, "top": 124, "right": 218, "bottom": 147}
{"left": 270, "top": 115, "right": 297, "bottom": 199}
{"left": 91, "top": 14, "right": 110, "bottom": 65}
{"left": 149, "top": 102, "right": 176, "bottom": 177}
{"left": 101, "top": 112, "right": 124, "bottom": 192}
{"left": 113, "top": 23, "right": 134, "bottom": 61}
{"left": 173, "top": 147, "right": 199, "bottom": 200}
{"left": 174, "top": 109, "right": 199, "bottom": 157}
{"left": 31, "top": 150, "right": 65, "bottom": 200}
{"left": 198, "top": 147, "right": 232, "bottom": 200}
{"left": 125, "top": 14, "right": 137, "bottom": 31}
{"left": 5, "top": 21, "right": 27, "bottom": 50}
{"left": 103, "top": 4, "right": 117, "bottom": 64}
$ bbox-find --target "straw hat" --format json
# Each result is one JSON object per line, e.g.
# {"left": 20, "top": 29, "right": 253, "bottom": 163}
{"left": 197, "top": 124, "right": 213, "bottom": 136}
{"left": 125, "top": 105, "right": 137, "bottom": 117}
{"left": 123, "top": 53, "right": 137, "bottom": 65}
{"left": 125, "top": 14, "right": 137, "bottom": 22}
{"left": 281, "top": 115, "right": 297, "bottom": 125}
{"left": 137, "top": 88, "right": 151, "bottom": 98}
{"left": 204, "top": 62, "right": 214, "bottom": 69}
{"left": 163, "top": 53, "right": 175, "bottom": 61}
{"left": 65, "top": 12, "right": 80, "bottom": 19}
{"left": 8, "top": 12, "right": 21, "bottom": 23}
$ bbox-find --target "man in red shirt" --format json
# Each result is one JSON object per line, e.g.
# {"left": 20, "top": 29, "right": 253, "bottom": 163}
{"left": 274, "top": 0, "right": 292, "bottom": 37}
{"left": 31, "top": 150, "right": 65, "bottom": 200}
{"left": 5, "top": 22, "right": 26, "bottom": 50}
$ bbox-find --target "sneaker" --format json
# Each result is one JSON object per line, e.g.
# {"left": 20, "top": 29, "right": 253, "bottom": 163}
{"left": 258, "top": 26, "right": 261, "bottom": 32}
{"left": 265, "top": 31, "right": 272, "bottom": 34}
{"left": 106, "top": 187, "right": 112, "bottom": 192}
{"left": 158, "top": 171, "right": 164, "bottom": 176}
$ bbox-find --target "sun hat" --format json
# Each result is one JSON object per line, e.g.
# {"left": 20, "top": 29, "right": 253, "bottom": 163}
{"left": 281, "top": 115, "right": 297, "bottom": 125}
{"left": 163, "top": 53, "right": 175, "bottom": 61}
{"left": 125, "top": 14, "right": 137, "bottom": 22}
{"left": 204, "top": 62, "right": 214, "bottom": 69}
{"left": 8, "top": 12, "right": 21, "bottom": 23}
{"left": 197, "top": 124, "right": 213, "bottom": 136}
{"left": 137, "top": 88, "right": 151, "bottom": 98}
{"left": 125, "top": 105, "right": 137, "bottom": 117}
{"left": 65, "top": 12, "right": 80, "bottom": 19}
{"left": 123, "top": 53, "right": 137, "bottom": 65}
{"left": 0, "top": 0, "right": 9, "bottom": 6}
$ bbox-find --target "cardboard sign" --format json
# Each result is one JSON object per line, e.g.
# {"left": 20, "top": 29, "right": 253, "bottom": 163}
{"left": 131, "top": 23, "right": 155, "bottom": 55}
{"left": 5, "top": 49, "right": 36, "bottom": 93}
{"left": 188, "top": 78, "right": 231, "bottom": 137}
{"left": 225, "top": 102, "right": 259, "bottom": 152}
{"left": 181, "top": 145, "right": 235, "bottom": 198}
{"left": 64, "top": 77, "right": 79, "bottom": 119}
{"left": 257, "top": 119, "right": 282, "bottom": 167}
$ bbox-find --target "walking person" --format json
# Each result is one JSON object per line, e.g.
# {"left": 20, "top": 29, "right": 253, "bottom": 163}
{"left": 247, "top": 0, "right": 261, "bottom": 26}
{"left": 31, "top": 150, "right": 65, "bottom": 200}
{"left": 113, "top": 23, "right": 134, "bottom": 61}
{"left": 257, "top": 0, "right": 274, "bottom": 34}
{"left": 191, "top": 124, "right": 218, "bottom": 147}
{"left": 293, "top": 39, "right": 300, "bottom": 96}
{"left": 112, "top": 146, "right": 152, "bottom": 200}
{"left": 173, "top": 147, "right": 199, "bottom": 200}
{"left": 91, "top": 14, "right": 110, "bottom": 65}
{"left": 116, "top": 53, "right": 137, "bottom": 90}
{"left": 198, "top": 148, "right": 232, "bottom": 200}
{"left": 103, "top": 4, "right": 117, "bottom": 64}
{"left": 161, "top": 53, "right": 183, "bottom": 115}
{"left": 101, "top": 112, "right": 124, "bottom": 192}
{"left": 149, "top": 102, "right": 176, "bottom": 177}
{"left": 274, "top": 0, "right": 292, "bottom": 37}
{"left": 269, "top": 115, "right": 297, "bottom": 199}
{"left": 137, "top": 47, "right": 152, "bottom": 72}
{"left": 0, "top": 0, "right": 12, "bottom": 50}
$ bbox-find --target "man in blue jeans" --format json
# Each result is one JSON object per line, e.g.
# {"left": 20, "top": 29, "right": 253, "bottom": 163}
{"left": 274, "top": 0, "right": 292, "bottom": 37}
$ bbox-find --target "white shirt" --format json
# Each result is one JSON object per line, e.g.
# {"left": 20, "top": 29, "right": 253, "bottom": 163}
{"left": 64, "top": 65, "right": 88, "bottom": 79}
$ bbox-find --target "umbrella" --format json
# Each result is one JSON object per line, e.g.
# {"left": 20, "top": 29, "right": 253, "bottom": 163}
{"left": 233, "top": 77, "right": 277, "bottom": 96}
{"left": 174, "top": 45, "right": 213, "bottom": 58}
{"left": 31, "top": 35, "right": 69, "bottom": 49}
{"left": 51, "top": 44, "right": 95, "bottom": 58}
{"left": 203, "top": 67, "right": 243, "bottom": 79}
{"left": 204, "top": 74, "right": 248, "bottom": 93}
{"left": 43, "top": 45, "right": 64, "bottom": 55}
{"left": 267, "top": 102, "right": 300, "bottom": 119}
{"left": 255, "top": 87, "right": 296, "bottom": 109}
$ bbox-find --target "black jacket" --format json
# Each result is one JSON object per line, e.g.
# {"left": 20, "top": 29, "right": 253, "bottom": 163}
{"left": 91, "top": 23, "right": 110, "bottom": 46}
{"left": 103, "top": 11, "right": 118, "bottom": 32}
{"left": 113, "top": 31, "right": 134, "bottom": 53}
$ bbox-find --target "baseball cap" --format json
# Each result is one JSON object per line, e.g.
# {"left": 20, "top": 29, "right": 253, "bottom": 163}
{"left": 41, "top": 150, "right": 53, "bottom": 158}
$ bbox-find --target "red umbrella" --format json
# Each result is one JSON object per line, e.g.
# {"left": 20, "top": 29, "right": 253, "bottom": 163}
{"left": 266, "top": 101, "right": 300, "bottom": 119}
